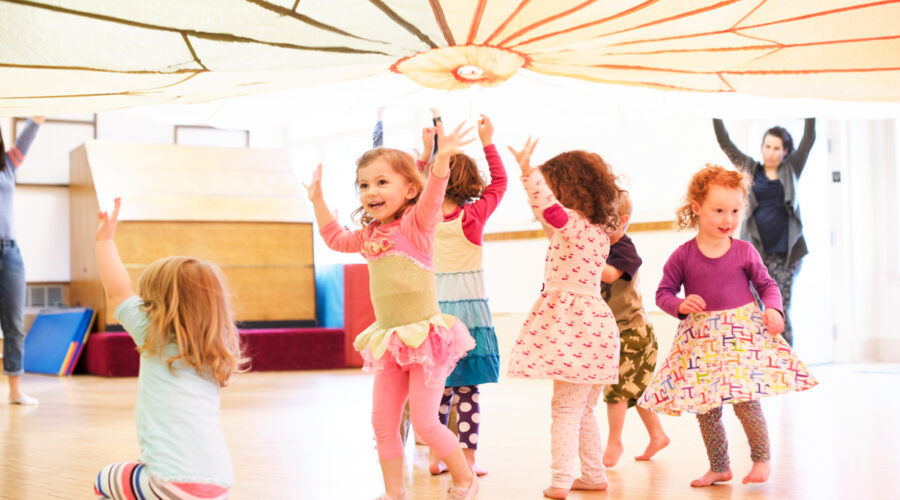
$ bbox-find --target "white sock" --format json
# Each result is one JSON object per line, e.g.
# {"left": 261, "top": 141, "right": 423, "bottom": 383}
{"left": 9, "top": 394, "right": 39, "bottom": 405}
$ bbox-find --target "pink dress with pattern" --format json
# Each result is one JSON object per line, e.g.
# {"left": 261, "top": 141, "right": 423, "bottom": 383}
{"left": 507, "top": 170, "right": 620, "bottom": 384}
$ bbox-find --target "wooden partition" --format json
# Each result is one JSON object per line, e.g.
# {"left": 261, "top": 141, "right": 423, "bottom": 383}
{"left": 69, "top": 141, "right": 315, "bottom": 329}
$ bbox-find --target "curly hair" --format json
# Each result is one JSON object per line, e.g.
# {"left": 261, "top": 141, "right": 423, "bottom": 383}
{"left": 539, "top": 150, "right": 619, "bottom": 231}
{"left": 351, "top": 147, "right": 424, "bottom": 226}
{"left": 445, "top": 153, "right": 486, "bottom": 206}
{"left": 676, "top": 163, "right": 749, "bottom": 230}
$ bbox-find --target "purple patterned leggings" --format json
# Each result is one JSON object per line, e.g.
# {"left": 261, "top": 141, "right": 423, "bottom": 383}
{"left": 438, "top": 385, "right": 481, "bottom": 449}
{"left": 696, "top": 401, "right": 770, "bottom": 472}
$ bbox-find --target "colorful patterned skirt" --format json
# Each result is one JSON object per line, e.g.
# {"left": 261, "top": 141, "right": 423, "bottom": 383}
{"left": 638, "top": 302, "right": 818, "bottom": 416}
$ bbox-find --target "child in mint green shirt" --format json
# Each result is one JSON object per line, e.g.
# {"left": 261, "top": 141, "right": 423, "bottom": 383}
{"left": 94, "top": 198, "right": 244, "bottom": 499}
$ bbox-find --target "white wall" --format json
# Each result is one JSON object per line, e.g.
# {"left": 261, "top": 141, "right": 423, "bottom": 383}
{"left": 831, "top": 119, "right": 900, "bottom": 362}
{"left": 6, "top": 106, "right": 898, "bottom": 362}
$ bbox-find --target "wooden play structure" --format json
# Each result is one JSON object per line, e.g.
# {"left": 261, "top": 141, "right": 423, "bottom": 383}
{"left": 68, "top": 140, "right": 316, "bottom": 330}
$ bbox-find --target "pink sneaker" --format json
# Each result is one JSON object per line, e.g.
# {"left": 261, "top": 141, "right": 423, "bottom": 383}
{"left": 446, "top": 475, "right": 479, "bottom": 499}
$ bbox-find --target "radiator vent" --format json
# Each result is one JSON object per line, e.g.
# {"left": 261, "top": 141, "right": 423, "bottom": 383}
{"left": 26, "top": 284, "right": 65, "bottom": 308}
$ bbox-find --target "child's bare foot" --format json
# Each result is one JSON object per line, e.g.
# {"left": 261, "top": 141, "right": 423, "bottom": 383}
{"left": 635, "top": 433, "right": 670, "bottom": 461}
{"left": 742, "top": 462, "right": 770, "bottom": 484}
{"left": 542, "top": 486, "right": 568, "bottom": 499}
{"left": 429, "top": 459, "right": 448, "bottom": 475}
{"left": 690, "top": 470, "right": 733, "bottom": 487}
{"left": 462, "top": 449, "right": 487, "bottom": 476}
{"left": 602, "top": 441, "right": 624, "bottom": 467}
{"left": 571, "top": 478, "right": 608, "bottom": 491}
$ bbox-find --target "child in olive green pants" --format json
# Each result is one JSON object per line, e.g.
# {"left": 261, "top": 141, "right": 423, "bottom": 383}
{"left": 599, "top": 191, "right": 669, "bottom": 467}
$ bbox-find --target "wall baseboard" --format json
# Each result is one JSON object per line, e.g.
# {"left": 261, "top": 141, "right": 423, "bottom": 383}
{"left": 864, "top": 338, "right": 900, "bottom": 362}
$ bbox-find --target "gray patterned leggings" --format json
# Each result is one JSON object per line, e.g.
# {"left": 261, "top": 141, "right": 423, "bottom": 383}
{"left": 439, "top": 385, "right": 480, "bottom": 449}
{"left": 696, "top": 401, "right": 770, "bottom": 472}
{"left": 761, "top": 253, "right": 802, "bottom": 346}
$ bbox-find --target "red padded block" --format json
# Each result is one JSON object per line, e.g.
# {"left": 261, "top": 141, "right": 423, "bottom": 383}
{"left": 74, "top": 331, "right": 139, "bottom": 377}
{"left": 75, "top": 328, "right": 346, "bottom": 377}
{"left": 343, "top": 264, "right": 374, "bottom": 367}
{"left": 240, "top": 328, "right": 344, "bottom": 372}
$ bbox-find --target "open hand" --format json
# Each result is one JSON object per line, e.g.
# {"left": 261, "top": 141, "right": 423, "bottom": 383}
{"left": 302, "top": 164, "right": 323, "bottom": 201}
{"left": 763, "top": 308, "right": 785, "bottom": 336}
{"left": 508, "top": 136, "right": 539, "bottom": 175}
{"left": 96, "top": 197, "right": 121, "bottom": 242}
{"left": 478, "top": 115, "right": 494, "bottom": 146}
{"left": 436, "top": 121, "right": 475, "bottom": 161}
{"left": 677, "top": 294, "right": 707, "bottom": 315}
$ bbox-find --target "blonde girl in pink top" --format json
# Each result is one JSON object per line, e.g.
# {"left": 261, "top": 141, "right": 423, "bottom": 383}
{"left": 506, "top": 141, "right": 621, "bottom": 499}
{"left": 304, "top": 122, "right": 479, "bottom": 500}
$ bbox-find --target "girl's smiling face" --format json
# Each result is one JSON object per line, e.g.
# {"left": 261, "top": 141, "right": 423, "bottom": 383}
{"left": 357, "top": 158, "right": 418, "bottom": 224}
{"left": 691, "top": 185, "right": 744, "bottom": 241}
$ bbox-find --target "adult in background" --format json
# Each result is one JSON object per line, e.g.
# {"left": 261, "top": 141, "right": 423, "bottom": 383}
{"left": 1, "top": 116, "right": 44, "bottom": 404}
{"left": 712, "top": 117, "right": 816, "bottom": 346}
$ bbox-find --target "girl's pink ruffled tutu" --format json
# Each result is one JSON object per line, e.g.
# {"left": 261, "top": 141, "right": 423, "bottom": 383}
{"left": 357, "top": 315, "right": 475, "bottom": 387}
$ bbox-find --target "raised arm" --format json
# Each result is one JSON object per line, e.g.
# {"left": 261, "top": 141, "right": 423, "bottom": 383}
{"left": 466, "top": 115, "right": 508, "bottom": 221}
{"left": 431, "top": 121, "right": 473, "bottom": 179}
{"left": 372, "top": 107, "right": 384, "bottom": 148}
{"left": 303, "top": 164, "right": 365, "bottom": 253}
{"left": 509, "top": 137, "right": 582, "bottom": 239}
{"left": 520, "top": 169, "right": 565, "bottom": 228}
{"left": 4, "top": 117, "right": 43, "bottom": 169}
{"left": 408, "top": 121, "right": 474, "bottom": 233}
{"left": 418, "top": 125, "right": 436, "bottom": 169}
{"left": 303, "top": 164, "right": 338, "bottom": 228}
{"left": 712, "top": 118, "right": 754, "bottom": 173}
{"left": 95, "top": 198, "right": 134, "bottom": 312}
{"left": 786, "top": 118, "right": 816, "bottom": 177}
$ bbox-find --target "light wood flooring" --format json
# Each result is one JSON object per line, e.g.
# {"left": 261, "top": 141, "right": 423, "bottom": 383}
{"left": 2, "top": 315, "right": 899, "bottom": 499}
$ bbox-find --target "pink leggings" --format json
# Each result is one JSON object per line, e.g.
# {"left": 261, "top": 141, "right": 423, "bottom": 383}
{"left": 372, "top": 357, "right": 459, "bottom": 460}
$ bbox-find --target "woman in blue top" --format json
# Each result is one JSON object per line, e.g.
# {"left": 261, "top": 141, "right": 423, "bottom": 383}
{"left": 712, "top": 118, "right": 816, "bottom": 346}
{"left": 1, "top": 116, "right": 43, "bottom": 405}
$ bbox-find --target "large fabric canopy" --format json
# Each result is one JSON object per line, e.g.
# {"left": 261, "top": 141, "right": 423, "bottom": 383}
{"left": 2, "top": 0, "right": 899, "bottom": 116}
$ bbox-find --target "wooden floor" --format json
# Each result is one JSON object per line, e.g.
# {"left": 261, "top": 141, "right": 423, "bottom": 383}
{"left": 3, "top": 316, "right": 900, "bottom": 499}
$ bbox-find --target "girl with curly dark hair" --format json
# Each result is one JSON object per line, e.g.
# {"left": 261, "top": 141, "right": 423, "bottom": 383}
{"left": 506, "top": 139, "right": 621, "bottom": 498}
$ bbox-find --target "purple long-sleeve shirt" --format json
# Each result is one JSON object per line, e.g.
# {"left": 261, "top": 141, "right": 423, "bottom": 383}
{"left": 656, "top": 238, "right": 782, "bottom": 319}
